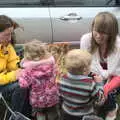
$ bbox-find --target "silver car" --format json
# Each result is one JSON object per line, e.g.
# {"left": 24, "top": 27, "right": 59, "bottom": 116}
{"left": 0, "top": 0, "right": 120, "bottom": 46}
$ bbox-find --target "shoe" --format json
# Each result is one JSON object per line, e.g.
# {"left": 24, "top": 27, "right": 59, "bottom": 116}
{"left": 105, "top": 104, "right": 119, "bottom": 120}
{"left": 82, "top": 115, "right": 103, "bottom": 120}
{"left": 105, "top": 116, "right": 116, "bottom": 120}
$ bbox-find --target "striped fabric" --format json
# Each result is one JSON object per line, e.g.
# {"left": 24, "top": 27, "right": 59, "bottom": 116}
{"left": 58, "top": 73, "right": 103, "bottom": 116}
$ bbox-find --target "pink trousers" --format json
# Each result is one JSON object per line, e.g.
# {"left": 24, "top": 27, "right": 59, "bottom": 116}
{"left": 104, "top": 76, "right": 120, "bottom": 97}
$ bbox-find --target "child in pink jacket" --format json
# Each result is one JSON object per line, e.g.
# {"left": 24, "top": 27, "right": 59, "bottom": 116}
{"left": 18, "top": 40, "right": 59, "bottom": 120}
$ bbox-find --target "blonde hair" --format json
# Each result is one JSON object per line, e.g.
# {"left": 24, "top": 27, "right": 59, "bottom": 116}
{"left": 65, "top": 49, "right": 92, "bottom": 75}
{"left": 91, "top": 12, "right": 118, "bottom": 54}
{"left": 24, "top": 40, "right": 50, "bottom": 61}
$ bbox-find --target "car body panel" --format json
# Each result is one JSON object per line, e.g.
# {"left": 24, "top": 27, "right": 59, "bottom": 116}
{"left": 50, "top": 7, "right": 120, "bottom": 43}
{"left": 0, "top": 8, "right": 52, "bottom": 44}
{"left": 0, "top": 7, "right": 120, "bottom": 44}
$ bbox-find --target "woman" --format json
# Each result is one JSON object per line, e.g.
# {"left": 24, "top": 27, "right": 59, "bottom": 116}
{"left": 0, "top": 15, "right": 19, "bottom": 85}
{"left": 0, "top": 15, "right": 31, "bottom": 119}
{"left": 80, "top": 12, "right": 120, "bottom": 120}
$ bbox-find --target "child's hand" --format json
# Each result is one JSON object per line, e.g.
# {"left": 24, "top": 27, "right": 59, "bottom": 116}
{"left": 95, "top": 93, "right": 105, "bottom": 106}
{"left": 16, "top": 69, "right": 22, "bottom": 78}
{"left": 94, "top": 75, "right": 103, "bottom": 83}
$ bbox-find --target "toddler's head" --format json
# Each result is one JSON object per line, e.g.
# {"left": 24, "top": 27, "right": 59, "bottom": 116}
{"left": 24, "top": 40, "right": 50, "bottom": 61}
{"left": 65, "top": 49, "right": 92, "bottom": 75}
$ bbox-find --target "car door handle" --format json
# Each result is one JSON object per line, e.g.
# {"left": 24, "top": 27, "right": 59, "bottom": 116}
{"left": 59, "top": 13, "right": 82, "bottom": 21}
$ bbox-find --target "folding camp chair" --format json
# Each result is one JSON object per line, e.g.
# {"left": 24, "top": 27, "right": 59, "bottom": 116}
{"left": 0, "top": 93, "right": 31, "bottom": 120}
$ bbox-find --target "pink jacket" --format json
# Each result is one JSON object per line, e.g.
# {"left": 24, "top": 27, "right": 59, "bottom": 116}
{"left": 18, "top": 56, "right": 59, "bottom": 108}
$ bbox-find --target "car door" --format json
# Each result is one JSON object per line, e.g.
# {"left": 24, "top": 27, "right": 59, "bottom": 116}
{"left": 0, "top": 0, "right": 52, "bottom": 44}
{"left": 49, "top": 0, "right": 120, "bottom": 44}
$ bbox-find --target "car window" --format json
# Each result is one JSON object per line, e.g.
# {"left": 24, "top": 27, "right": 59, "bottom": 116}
{"left": 52, "top": 0, "right": 120, "bottom": 6}
{"left": 1, "top": 0, "right": 120, "bottom": 7}
{"left": 0, "top": 0, "right": 48, "bottom": 7}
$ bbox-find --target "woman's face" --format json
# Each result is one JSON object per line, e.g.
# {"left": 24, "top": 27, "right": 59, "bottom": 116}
{"left": 92, "top": 30, "right": 109, "bottom": 45}
{"left": 0, "top": 27, "right": 13, "bottom": 46}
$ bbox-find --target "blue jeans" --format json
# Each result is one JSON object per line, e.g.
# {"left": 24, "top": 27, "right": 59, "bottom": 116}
{"left": 11, "top": 85, "right": 32, "bottom": 118}
{"left": 0, "top": 81, "right": 32, "bottom": 119}
{"left": 0, "top": 81, "right": 19, "bottom": 101}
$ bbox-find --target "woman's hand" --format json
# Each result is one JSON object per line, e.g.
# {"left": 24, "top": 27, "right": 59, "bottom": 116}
{"left": 94, "top": 75, "right": 103, "bottom": 83}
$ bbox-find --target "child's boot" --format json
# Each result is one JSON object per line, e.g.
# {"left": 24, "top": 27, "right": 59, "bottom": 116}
{"left": 105, "top": 104, "right": 118, "bottom": 120}
{"left": 36, "top": 113, "right": 46, "bottom": 120}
